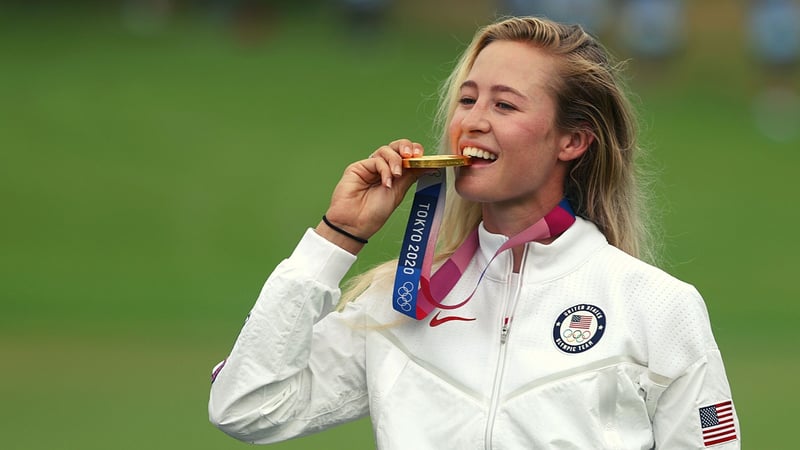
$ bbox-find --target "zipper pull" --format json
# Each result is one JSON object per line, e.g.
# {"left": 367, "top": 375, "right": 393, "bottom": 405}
{"left": 500, "top": 317, "right": 511, "bottom": 344}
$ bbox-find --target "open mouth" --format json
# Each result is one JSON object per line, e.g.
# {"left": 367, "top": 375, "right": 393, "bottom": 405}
{"left": 462, "top": 146, "right": 497, "bottom": 164}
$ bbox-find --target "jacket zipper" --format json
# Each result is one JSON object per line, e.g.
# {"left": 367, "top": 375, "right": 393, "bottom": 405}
{"left": 500, "top": 317, "right": 511, "bottom": 344}
{"left": 484, "top": 250, "right": 526, "bottom": 449}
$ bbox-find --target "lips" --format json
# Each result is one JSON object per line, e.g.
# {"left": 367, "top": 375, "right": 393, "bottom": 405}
{"left": 461, "top": 146, "right": 497, "bottom": 162}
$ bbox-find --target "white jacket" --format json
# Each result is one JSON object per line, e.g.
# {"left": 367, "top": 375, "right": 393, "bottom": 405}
{"left": 209, "top": 218, "right": 740, "bottom": 449}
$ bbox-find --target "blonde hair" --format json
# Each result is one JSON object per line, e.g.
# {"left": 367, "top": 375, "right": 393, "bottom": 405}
{"left": 339, "top": 16, "right": 654, "bottom": 308}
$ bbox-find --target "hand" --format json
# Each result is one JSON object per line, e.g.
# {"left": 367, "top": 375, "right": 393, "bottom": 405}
{"left": 317, "top": 139, "right": 424, "bottom": 253}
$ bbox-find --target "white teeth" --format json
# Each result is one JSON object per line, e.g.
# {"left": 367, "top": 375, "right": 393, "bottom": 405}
{"left": 462, "top": 146, "right": 497, "bottom": 161}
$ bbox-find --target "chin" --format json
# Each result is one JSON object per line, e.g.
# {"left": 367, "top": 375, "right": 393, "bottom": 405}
{"left": 454, "top": 180, "right": 497, "bottom": 204}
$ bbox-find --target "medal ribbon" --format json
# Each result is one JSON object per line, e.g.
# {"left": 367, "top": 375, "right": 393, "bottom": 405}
{"left": 392, "top": 170, "right": 447, "bottom": 318}
{"left": 393, "top": 171, "right": 576, "bottom": 320}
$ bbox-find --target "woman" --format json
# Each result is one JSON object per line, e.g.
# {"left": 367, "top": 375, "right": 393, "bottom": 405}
{"left": 209, "top": 16, "right": 740, "bottom": 449}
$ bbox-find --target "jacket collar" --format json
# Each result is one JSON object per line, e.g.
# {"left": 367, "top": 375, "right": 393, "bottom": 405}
{"left": 476, "top": 217, "right": 608, "bottom": 283}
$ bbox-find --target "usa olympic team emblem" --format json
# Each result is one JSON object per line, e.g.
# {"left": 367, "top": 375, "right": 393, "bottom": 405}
{"left": 552, "top": 304, "right": 606, "bottom": 354}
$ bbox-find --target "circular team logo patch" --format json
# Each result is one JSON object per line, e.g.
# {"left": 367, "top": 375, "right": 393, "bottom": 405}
{"left": 552, "top": 304, "right": 606, "bottom": 354}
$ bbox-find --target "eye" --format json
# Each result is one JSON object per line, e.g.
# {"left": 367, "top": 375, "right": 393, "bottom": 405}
{"left": 496, "top": 101, "right": 516, "bottom": 111}
{"left": 458, "top": 96, "right": 476, "bottom": 106}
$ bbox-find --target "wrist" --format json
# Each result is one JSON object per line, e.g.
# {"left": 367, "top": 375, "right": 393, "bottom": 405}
{"left": 316, "top": 216, "right": 367, "bottom": 255}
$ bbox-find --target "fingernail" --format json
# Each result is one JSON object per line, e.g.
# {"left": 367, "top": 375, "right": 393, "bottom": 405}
{"left": 402, "top": 146, "right": 411, "bottom": 157}
{"left": 413, "top": 147, "right": 422, "bottom": 157}
{"left": 392, "top": 165, "right": 402, "bottom": 176}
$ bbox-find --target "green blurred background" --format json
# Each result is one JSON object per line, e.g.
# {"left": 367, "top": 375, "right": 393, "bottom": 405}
{"left": 1, "top": 1, "right": 798, "bottom": 448}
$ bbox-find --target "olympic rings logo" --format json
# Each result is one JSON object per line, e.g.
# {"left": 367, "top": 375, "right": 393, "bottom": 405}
{"left": 552, "top": 305, "right": 606, "bottom": 354}
{"left": 562, "top": 329, "right": 592, "bottom": 344}
{"left": 395, "top": 281, "right": 415, "bottom": 312}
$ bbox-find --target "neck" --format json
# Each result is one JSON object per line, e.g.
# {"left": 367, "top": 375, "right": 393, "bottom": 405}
{"left": 481, "top": 195, "right": 566, "bottom": 272}
{"left": 481, "top": 196, "right": 561, "bottom": 237}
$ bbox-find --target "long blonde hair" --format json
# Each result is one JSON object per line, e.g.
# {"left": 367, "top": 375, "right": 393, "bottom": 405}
{"left": 339, "top": 16, "right": 654, "bottom": 308}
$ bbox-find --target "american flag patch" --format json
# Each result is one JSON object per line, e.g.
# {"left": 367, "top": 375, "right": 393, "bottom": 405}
{"left": 570, "top": 314, "right": 592, "bottom": 329}
{"left": 699, "top": 400, "right": 737, "bottom": 446}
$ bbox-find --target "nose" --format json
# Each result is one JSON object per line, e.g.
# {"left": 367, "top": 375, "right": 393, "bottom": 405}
{"left": 460, "top": 103, "right": 490, "bottom": 134}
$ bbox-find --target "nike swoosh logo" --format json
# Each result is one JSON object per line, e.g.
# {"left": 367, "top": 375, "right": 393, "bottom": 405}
{"left": 429, "top": 311, "right": 476, "bottom": 327}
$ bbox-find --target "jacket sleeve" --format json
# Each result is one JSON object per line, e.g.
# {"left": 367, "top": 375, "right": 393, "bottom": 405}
{"left": 651, "top": 351, "right": 741, "bottom": 449}
{"left": 208, "top": 229, "right": 370, "bottom": 444}
{"left": 646, "top": 285, "right": 741, "bottom": 449}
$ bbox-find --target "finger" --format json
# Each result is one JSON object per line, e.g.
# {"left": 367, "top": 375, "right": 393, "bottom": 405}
{"left": 389, "top": 139, "right": 421, "bottom": 158}
{"left": 365, "top": 156, "right": 396, "bottom": 189}
{"left": 411, "top": 142, "right": 424, "bottom": 157}
{"left": 372, "top": 145, "right": 404, "bottom": 176}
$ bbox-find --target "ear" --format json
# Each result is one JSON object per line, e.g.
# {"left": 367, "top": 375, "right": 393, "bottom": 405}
{"left": 557, "top": 127, "right": 594, "bottom": 162}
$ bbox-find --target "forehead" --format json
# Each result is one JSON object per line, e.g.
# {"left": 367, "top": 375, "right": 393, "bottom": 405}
{"left": 467, "top": 40, "right": 556, "bottom": 91}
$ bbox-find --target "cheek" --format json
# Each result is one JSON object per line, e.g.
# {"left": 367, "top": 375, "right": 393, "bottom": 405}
{"left": 447, "top": 115, "right": 462, "bottom": 145}
{"left": 511, "top": 123, "right": 559, "bottom": 160}
{"left": 515, "top": 119, "right": 551, "bottom": 143}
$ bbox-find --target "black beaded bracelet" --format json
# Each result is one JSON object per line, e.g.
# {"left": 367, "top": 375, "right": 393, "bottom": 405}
{"left": 322, "top": 215, "right": 369, "bottom": 244}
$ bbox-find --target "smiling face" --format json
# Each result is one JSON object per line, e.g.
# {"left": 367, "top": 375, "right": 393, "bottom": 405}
{"left": 449, "top": 40, "right": 584, "bottom": 227}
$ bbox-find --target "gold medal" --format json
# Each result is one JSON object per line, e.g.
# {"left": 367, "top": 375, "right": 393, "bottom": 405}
{"left": 401, "top": 155, "right": 472, "bottom": 169}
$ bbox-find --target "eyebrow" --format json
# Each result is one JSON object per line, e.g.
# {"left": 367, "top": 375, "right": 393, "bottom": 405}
{"left": 460, "top": 80, "right": 527, "bottom": 99}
